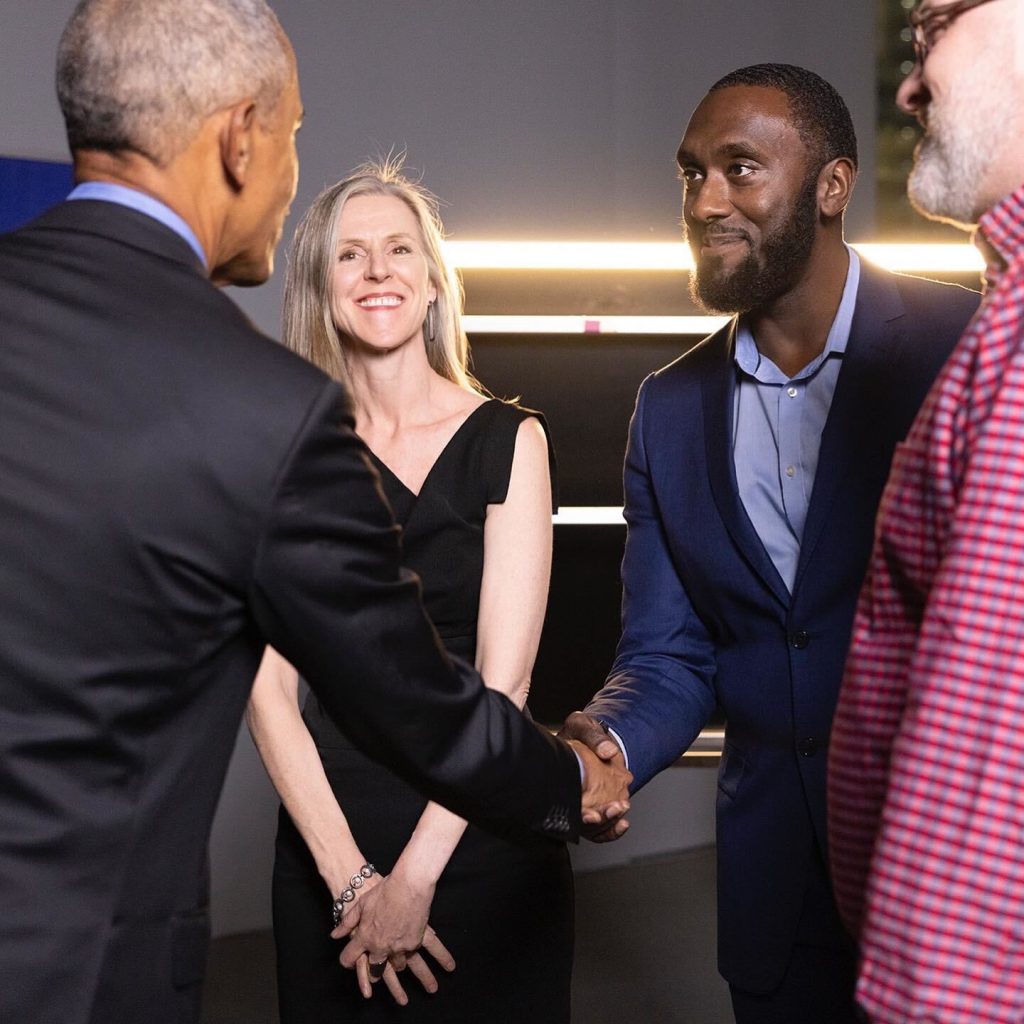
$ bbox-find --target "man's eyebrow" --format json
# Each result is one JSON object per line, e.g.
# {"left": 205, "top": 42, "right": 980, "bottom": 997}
{"left": 677, "top": 140, "right": 764, "bottom": 164}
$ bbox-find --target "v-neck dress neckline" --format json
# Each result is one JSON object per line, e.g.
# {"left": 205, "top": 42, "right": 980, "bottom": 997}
{"left": 366, "top": 399, "right": 496, "bottom": 525}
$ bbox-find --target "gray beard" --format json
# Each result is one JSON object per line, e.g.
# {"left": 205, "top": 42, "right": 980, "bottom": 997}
{"left": 906, "top": 69, "right": 1007, "bottom": 229}
{"left": 907, "top": 129, "right": 987, "bottom": 228}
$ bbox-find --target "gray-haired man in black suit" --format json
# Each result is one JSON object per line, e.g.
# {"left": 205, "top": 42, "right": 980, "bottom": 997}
{"left": 0, "top": 3, "right": 629, "bottom": 1021}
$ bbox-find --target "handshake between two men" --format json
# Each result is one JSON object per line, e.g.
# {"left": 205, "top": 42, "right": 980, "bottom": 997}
{"left": 332, "top": 710, "right": 632, "bottom": 1002}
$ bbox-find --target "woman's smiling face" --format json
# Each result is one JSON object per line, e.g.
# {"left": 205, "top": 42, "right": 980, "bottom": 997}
{"left": 330, "top": 192, "right": 437, "bottom": 353}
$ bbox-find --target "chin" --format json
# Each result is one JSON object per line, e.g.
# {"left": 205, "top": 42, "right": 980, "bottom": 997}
{"left": 907, "top": 161, "right": 979, "bottom": 231}
{"left": 213, "top": 255, "right": 274, "bottom": 289}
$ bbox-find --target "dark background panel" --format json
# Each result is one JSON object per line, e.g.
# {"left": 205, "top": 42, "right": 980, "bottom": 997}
{"left": 531, "top": 525, "right": 627, "bottom": 724}
{"left": 471, "top": 332, "right": 709, "bottom": 721}
{"left": 470, "top": 333, "right": 703, "bottom": 505}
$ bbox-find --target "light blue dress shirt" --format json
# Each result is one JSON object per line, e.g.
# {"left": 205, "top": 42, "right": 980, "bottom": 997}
{"left": 732, "top": 247, "right": 860, "bottom": 592}
{"left": 67, "top": 181, "right": 207, "bottom": 268}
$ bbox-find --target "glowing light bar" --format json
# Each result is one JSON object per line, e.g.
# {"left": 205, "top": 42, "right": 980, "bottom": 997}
{"left": 463, "top": 315, "right": 728, "bottom": 335}
{"left": 855, "top": 243, "right": 984, "bottom": 273}
{"left": 682, "top": 728, "right": 725, "bottom": 759}
{"left": 445, "top": 241, "right": 693, "bottom": 271}
{"left": 552, "top": 506, "right": 625, "bottom": 525}
{"left": 443, "top": 240, "right": 983, "bottom": 274}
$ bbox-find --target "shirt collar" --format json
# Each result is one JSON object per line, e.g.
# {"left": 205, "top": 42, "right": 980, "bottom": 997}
{"left": 975, "top": 182, "right": 1024, "bottom": 291}
{"left": 734, "top": 245, "right": 861, "bottom": 383}
{"left": 67, "top": 182, "right": 208, "bottom": 269}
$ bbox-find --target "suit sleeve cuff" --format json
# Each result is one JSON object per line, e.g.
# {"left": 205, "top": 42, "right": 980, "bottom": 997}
{"left": 574, "top": 748, "right": 585, "bottom": 782}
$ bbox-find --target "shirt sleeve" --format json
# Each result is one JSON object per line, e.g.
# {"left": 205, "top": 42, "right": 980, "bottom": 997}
{"left": 828, "top": 441, "right": 924, "bottom": 941}
{"left": 834, "top": 350, "right": 1024, "bottom": 1023}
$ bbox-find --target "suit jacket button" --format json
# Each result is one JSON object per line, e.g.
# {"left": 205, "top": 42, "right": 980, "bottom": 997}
{"left": 790, "top": 630, "right": 809, "bottom": 649}
{"left": 798, "top": 737, "right": 818, "bottom": 757}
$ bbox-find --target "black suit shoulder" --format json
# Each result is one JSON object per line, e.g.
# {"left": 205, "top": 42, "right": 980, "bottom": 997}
{"left": 888, "top": 266, "right": 979, "bottom": 311}
{"left": 2, "top": 198, "right": 338, "bottom": 494}
{"left": 886, "top": 268, "right": 980, "bottom": 348}
{"left": 636, "top": 321, "right": 733, "bottom": 415}
{"left": 876, "top": 266, "right": 980, "bottom": 391}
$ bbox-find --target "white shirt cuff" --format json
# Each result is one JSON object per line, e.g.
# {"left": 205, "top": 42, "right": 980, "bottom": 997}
{"left": 606, "top": 726, "right": 630, "bottom": 771}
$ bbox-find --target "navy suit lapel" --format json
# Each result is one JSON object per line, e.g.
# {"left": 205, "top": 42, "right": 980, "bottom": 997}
{"left": 792, "top": 262, "right": 906, "bottom": 591}
{"left": 701, "top": 321, "right": 791, "bottom": 610}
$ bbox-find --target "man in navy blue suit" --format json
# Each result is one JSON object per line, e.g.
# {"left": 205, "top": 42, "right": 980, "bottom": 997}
{"left": 561, "top": 64, "right": 979, "bottom": 1023}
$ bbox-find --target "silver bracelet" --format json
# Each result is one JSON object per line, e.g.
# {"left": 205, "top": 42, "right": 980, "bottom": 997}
{"left": 331, "top": 863, "right": 376, "bottom": 926}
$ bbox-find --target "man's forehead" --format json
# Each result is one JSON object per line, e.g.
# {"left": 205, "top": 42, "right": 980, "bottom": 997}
{"left": 683, "top": 85, "right": 795, "bottom": 138}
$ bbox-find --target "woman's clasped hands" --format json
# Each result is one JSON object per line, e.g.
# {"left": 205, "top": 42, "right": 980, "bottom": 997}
{"left": 334, "top": 868, "right": 456, "bottom": 1005}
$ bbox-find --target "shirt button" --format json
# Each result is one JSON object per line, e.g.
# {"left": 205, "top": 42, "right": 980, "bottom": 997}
{"left": 790, "top": 630, "right": 809, "bottom": 649}
{"left": 787, "top": 386, "right": 798, "bottom": 397}
{"left": 785, "top": 465, "right": 796, "bottom": 478}
{"left": 798, "top": 737, "right": 818, "bottom": 757}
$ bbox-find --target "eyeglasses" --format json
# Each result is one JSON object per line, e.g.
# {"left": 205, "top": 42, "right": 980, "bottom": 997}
{"left": 908, "top": 0, "right": 1001, "bottom": 65}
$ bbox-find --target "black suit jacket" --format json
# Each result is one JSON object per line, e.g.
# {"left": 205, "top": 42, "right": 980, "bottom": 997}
{"left": 0, "top": 200, "right": 580, "bottom": 1024}
{"left": 588, "top": 260, "right": 979, "bottom": 990}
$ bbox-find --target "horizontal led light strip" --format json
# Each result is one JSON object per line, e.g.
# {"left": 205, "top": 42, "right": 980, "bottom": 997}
{"left": 553, "top": 507, "right": 625, "bottom": 525}
{"left": 463, "top": 314, "right": 728, "bottom": 335}
{"left": 444, "top": 240, "right": 984, "bottom": 274}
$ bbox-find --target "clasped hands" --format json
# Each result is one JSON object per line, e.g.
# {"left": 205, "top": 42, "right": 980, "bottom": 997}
{"left": 334, "top": 869, "right": 453, "bottom": 1005}
{"left": 561, "top": 711, "right": 633, "bottom": 842}
{"left": 334, "top": 716, "right": 631, "bottom": 1003}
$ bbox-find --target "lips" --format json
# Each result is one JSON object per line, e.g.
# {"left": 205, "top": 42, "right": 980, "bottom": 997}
{"left": 357, "top": 294, "right": 403, "bottom": 308}
{"left": 700, "top": 229, "right": 750, "bottom": 250}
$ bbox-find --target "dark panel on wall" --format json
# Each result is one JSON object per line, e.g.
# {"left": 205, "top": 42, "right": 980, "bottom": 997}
{"left": 470, "top": 333, "right": 702, "bottom": 505}
{"left": 471, "top": 330, "right": 713, "bottom": 722}
{"left": 530, "top": 524, "right": 627, "bottom": 724}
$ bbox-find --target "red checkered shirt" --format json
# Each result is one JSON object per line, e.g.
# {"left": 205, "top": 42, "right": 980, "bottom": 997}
{"left": 829, "top": 181, "right": 1024, "bottom": 1024}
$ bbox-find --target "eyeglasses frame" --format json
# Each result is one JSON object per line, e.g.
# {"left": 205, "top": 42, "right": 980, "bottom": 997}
{"left": 908, "top": 0, "right": 1002, "bottom": 65}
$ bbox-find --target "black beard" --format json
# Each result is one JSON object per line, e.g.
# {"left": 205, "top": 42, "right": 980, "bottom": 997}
{"left": 689, "top": 172, "right": 820, "bottom": 315}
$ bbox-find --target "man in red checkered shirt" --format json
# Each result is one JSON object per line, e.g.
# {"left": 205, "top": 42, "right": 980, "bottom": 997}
{"left": 829, "top": 1, "right": 1024, "bottom": 1021}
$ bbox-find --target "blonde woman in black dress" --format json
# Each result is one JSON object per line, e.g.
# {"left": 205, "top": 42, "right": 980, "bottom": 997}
{"left": 246, "top": 160, "right": 573, "bottom": 1023}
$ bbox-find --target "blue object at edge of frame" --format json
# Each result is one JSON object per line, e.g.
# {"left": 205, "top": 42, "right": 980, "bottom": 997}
{"left": 0, "top": 156, "right": 74, "bottom": 234}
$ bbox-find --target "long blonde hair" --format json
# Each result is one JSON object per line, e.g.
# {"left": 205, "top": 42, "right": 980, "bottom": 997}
{"left": 282, "top": 156, "right": 478, "bottom": 392}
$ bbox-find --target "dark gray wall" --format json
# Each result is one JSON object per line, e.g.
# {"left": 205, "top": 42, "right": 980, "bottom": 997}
{"left": 0, "top": 0, "right": 877, "bottom": 935}
{"left": 1, "top": 2, "right": 875, "bottom": 339}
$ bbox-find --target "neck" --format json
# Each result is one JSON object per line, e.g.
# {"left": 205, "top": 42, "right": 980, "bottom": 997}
{"left": 346, "top": 339, "right": 447, "bottom": 430}
{"left": 744, "top": 238, "right": 850, "bottom": 378}
{"left": 73, "top": 139, "right": 226, "bottom": 278}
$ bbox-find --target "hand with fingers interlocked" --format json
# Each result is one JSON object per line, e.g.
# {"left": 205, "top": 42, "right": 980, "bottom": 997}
{"left": 560, "top": 711, "right": 632, "bottom": 843}
{"left": 335, "top": 870, "right": 455, "bottom": 1005}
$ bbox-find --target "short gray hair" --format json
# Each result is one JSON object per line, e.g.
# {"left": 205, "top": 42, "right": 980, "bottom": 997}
{"left": 57, "top": 0, "right": 292, "bottom": 165}
{"left": 283, "top": 157, "right": 479, "bottom": 394}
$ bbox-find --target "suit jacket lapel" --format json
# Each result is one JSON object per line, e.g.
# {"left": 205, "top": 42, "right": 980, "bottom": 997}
{"left": 701, "top": 321, "right": 791, "bottom": 610}
{"left": 792, "top": 261, "right": 906, "bottom": 591}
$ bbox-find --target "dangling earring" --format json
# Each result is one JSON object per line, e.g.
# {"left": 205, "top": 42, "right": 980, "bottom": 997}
{"left": 425, "top": 300, "right": 437, "bottom": 343}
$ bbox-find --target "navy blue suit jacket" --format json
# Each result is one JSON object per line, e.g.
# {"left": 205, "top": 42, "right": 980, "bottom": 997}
{"left": 587, "top": 260, "right": 978, "bottom": 991}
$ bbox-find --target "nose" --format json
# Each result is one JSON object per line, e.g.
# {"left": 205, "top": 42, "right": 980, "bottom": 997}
{"left": 365, "top": 247, "right": 391, "bottom": 280}
{"left": 896, "top": 61, "right": 928, "bottom": 116}
{"left": 686, "top": 173, "right": 732, "bottom": 225}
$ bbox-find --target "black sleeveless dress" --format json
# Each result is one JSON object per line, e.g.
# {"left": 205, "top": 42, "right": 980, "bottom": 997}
{"left": 272, "top": 400, "right": 574, "bottom": 1023}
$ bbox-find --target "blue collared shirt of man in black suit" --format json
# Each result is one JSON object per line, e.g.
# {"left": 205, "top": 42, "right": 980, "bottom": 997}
{"left": 561, "top": 64, "right": 980, "bottom": 1024}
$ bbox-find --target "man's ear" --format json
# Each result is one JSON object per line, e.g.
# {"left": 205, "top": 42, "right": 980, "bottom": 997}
{"left": 220, "top": 97, "right": 259, "bottom": 191}
{"left": 818, "top": 156, "right": 857, "bottom": 219}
